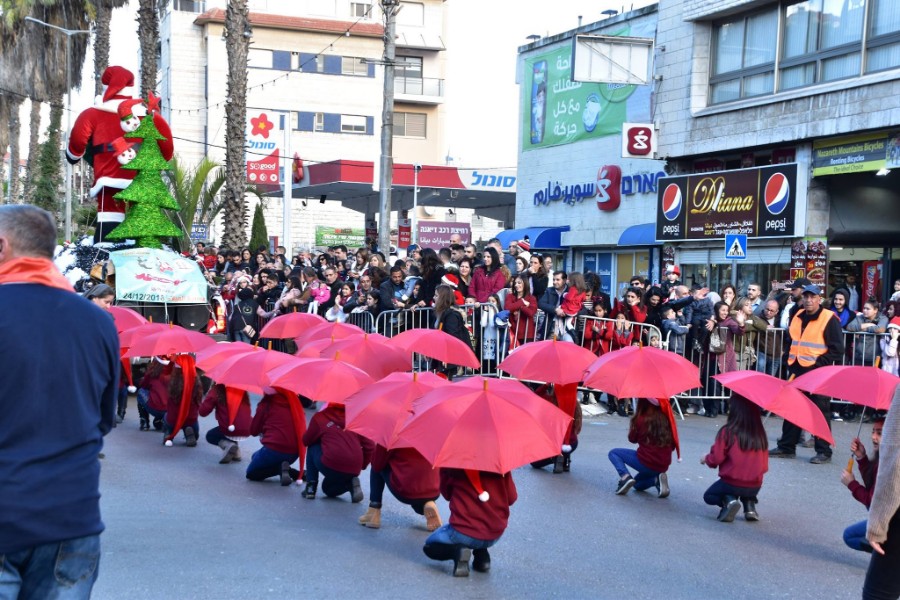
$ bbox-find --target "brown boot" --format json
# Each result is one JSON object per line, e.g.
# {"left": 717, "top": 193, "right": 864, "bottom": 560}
{"left": 217, "top": 440, "right": 238, "bottom": 464}
{"left": 232, "top": 445, "right": 242, "bottom": 462}
{"left": 424, "top": 500, "right": 442, "bottom": 531}
{"left": 359, "top": 506, "right": 380, "bottom": 526}
{"left": 365, "top": 507, "right": 382, "bottom": 529}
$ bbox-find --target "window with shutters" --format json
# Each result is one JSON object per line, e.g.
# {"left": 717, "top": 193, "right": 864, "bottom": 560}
{"left": 341, "top": 114, "right": 367, "bottom": 134}
{"left": 394, "top": 112, "right": 427, "bottom": 138}
{"left": 342, "top": 57, "right": 369, "bottom": 76}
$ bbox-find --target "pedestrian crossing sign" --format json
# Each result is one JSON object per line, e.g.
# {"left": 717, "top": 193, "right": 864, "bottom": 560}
{"left": 725, "top": 234, "right": 748, "bottom": 261}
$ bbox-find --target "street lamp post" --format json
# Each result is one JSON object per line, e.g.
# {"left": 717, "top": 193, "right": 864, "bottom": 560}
{"left": 25, "top": 16, "right": 91, "bottom": 242}
{"left": 412, "top": 163, "right": 421, "bottom": 246}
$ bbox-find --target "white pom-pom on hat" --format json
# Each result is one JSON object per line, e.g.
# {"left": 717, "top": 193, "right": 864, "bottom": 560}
{"left": 478, "top": 491, "right": 490, "bottom": 502}
{"left": 127, "top": 385, "right": 137, "bottom": 394}
{"left": 164, "top": 439, "right": 173, "bottom": 447}
{"left": 561, "top": 444, "right": 572, "bottom": 453}
{"left": 228, "top": 424, "right": 235, "bottom": 432}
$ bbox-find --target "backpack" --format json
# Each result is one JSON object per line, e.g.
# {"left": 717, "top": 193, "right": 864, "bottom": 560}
{"left": 709, "top": 328, "right": 726, "bottom": 354}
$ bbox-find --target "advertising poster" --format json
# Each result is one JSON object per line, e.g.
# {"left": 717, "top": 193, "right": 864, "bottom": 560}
{"left": 812, "top": 130, "right": 900, "bottom": 176}
{"left": 315, "top": 226, "right": 366, "bottom": 248}
{"left": 790, "top": 237, "right": 828, "bottom": 288}
{"left": 398, "top": 218, "right": 411, "bottom": 249}
{"left": 523, "top": 46, "right": 629, "bottom": 151}
{"left": 656, "top": 164, "right": 798, "bottom": 241}
{"left": 246, "top": 111, "right": 281, "bottom": 190}
{"left": 109, "top": 248, "right": 208, "bottom": 304}
{"left": 416, "top": 221, "right": 471, "bottom": 250}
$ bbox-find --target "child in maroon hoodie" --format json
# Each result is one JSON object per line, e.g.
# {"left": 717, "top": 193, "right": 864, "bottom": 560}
{"left": 199, "top": 384, "right": 252, "bottom": 464}
{"left": 358, "top": 445, "right": 441, "bottom": 531}
{"left": 423, "top": 469, "right": 517, "bottom": 577}
{"left": 136, "top": 356, "right": 173, "bottom": 431}
{"left": 701, "top": 394, "right": 769, "bottom": 522}
{"left": 301, "top": 404, "right": 374, "bottom": 502}
{"left": 608, "top": 398, "right": 676, "bottom": 498}
{"left": 246, "top": 390, "right": 301, "bottom": 486}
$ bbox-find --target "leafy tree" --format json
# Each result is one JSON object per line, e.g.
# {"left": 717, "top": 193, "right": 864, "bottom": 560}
{"left": 249, "top": 203, "right": 269, "bottom": 253}
{"left": 31, "top": 99, "right": 63, "bottom": 224}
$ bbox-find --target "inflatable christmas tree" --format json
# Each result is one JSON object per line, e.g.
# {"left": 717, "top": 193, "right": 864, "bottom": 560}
{"left": 105, "top": 98, "right": 182, "bottom": 249}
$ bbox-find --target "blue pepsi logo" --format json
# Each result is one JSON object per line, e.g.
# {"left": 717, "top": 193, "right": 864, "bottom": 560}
{"left": 662, "top": 183, "right": 682, "bottom": 221}
{"left": 764, "top": 173, "right": 790, "bottom": 216}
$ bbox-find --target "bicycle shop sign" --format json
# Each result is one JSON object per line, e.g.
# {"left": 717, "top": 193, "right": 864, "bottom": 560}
{"left": 533, "top": 165, "right": 666, "bottom": 211}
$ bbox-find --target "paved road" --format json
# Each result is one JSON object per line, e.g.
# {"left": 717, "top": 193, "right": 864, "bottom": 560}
{"left": 94, "top": 398, "right": 874, "bottom": 599}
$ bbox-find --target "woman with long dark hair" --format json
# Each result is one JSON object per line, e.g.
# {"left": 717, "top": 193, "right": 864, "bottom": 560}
{"left": 418, "top": 248, "right": 446, "bottom": 307}
{"left": 457, "top": 257, "right": 473, "bottom": 299}
{"left": 433, "top": 285, "right": 471, "bottom": 380}
{"left": 528, "top": 254, "right": 549, "bottom": 300}
{"left": 701, "top": 394, "right": 768, "bottom": 522}
{"left": 504, "top": 274, "right": 537, "bottom": 348}
{"left": 469, "top": 247, "right": 507, "bottom": 303}
{"left": 607, "top": 398, "right": 676, "bottom": 498}
{"left": 703, "top": 301, "right": 743, "bottom": 417}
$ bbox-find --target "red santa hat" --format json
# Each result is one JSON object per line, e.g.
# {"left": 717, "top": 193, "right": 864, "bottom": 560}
{"left": 464, "top": 469, "right": 490, "bottom": 502}
{"left": 118, "top": 98, "right": 143, "bottom": 122}
{"left": 111, "top": 137, "right": 135, "bottom": 156}
{"left": 888, "top": 317, "right": 900, "bottom": 330}
{"left": 665, "top": 264, "right": 681, "bottom": 276}
{"left": 101, "top": 66, "right": 136, "bottom": 102}
{"left": 441, "top": 273, "right": 459, "bottom": 288}
{"left": 518, "top": 239, "right": 531, "bottom": 252}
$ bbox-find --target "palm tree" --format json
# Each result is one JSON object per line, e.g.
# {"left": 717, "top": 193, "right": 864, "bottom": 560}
{"left": 221, "top": 0, "right": 251, "bottom": 250}
{"left": 136, "top": 0, "right": 163, "bottom": 96}
{"left": 6, "top": 95, "right": 23, "bottom": 203}
{"left": 164, "top": 155, "right": 226, "bottom": 251}
{"left": 91, "top": 0, "right": 129, "bottom": 95}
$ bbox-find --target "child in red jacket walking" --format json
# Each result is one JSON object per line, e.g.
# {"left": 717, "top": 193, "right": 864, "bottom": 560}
{"left": 423, "top": 469, "right": 517, "bottom": 577}
{"left": 199, "top": 384, "right": 252, "bottom": 464}
{"left": 608, "top": 398, "right": 678, "bottom": 498}
{"left": 701, "top": 394, "right": 769, "bottom": 522}
{"left": 246, "top": 389, "right": 302, "bottom": 486}
{"left": 301, "top": 404, "right": 374, "bottom": 502}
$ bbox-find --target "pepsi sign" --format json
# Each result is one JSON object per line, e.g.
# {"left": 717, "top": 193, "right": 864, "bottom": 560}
{"left": 655, "top": 164, "right": 798, "bottom": 241}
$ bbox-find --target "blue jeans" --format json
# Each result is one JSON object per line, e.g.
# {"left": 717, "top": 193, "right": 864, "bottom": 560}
{"left": 425, "top": 524, "right": 497, "bottom": 551}
{"left": 756, "top": 352, "right": 781, "bottom": 378}
{"left": 844, "top": 519, "right": 871, "bottom": 552}
{"left": 0, "top": 534, "right": 100, "bottom": 600}
{"left": 305, "top": 443, "right": 354, "bottom": 497}
{"left": 245, "top": 446, "right": 298, "bottom": 482}
{"left": 607, "top": 448, "right": 661, "bottom": 491}
{"left": 205, "top": 426, "right": 240, "bottom": 447}
{"left": 136, "top": 392, "right": 165, "bottom": 420}
{"left": 702, "top": 478, "right": 760, "bottom": 506}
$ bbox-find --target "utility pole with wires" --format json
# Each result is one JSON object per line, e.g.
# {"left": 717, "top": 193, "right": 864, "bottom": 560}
{"left": 377, "top": 0, "right": 399, "bottom": 255}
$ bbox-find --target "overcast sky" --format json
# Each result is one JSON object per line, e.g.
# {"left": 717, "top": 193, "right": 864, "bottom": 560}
{"left": 57, "top": 0, "right": 655, "bottom": 169}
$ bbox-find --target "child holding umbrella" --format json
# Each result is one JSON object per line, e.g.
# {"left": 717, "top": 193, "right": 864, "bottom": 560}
{"left": 608, "top": 398, "right": 679, "bottom": 498}
{"left": 701, "top": 394, "right": 769, "bottom": 522}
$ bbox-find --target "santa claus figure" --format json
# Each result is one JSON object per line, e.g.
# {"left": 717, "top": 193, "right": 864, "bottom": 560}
{"left": 67, "top": 66, "right": 174, "bottom": 243}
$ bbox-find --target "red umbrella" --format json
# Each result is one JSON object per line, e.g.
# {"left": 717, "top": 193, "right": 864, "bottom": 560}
{"left": 268, "top": 357, "right": 374, "bottom": 404}
{"left": 499, "top": 338, "right": 598, "bottom": 384}
{"left": 392, "top": 376, "right": 573, "bottom": 473}
{"left": 790, "top": 365, "right": 898, "bottom": 411}
{"left": 582, "top": 345, "right": 700, "bottom": 398}
{"left": 203, "top": 349, "right": 300, "bottom": 394}
{"left": 320, "top": 333, "right": 411, "bottom": 379}
{"left": 713, "top": 371, "right": 834, "bottom": 445}
{"left": 195, "top": 342, "right": 260, "bottom": 371}
{"left": 293, "top": 321, "right": 364, "bottom": 348}
{"left": 109, "top": 306, "right": 149, "bottom": 333}
{"left": 344, "top": 371, "right": 450, "bottom": 447}
{"left": 295, "top": 336, "right": 344, "bottom": 358}
{"left": 119, "top": 323, "right": 169, "bottom": 350}
{"left": 124, "top": 324, "right": 217, "bottom": 358}
{"left": 389, "top": 328, "right": 480, "bottom": 369}
{"left": 259, "top": 312, "right": 325, "bottom": 339}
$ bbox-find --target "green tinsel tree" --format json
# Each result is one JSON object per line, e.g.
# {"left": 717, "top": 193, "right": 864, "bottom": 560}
{"left": 106, "top": 110, "right": 182, "bottom": 248}
{"left": 249, "top": 203, "right": 269, "bottom": 253}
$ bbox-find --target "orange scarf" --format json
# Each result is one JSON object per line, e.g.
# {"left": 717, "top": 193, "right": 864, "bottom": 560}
{"left": 0, "top": 257, "right": 73, "bottom": 292}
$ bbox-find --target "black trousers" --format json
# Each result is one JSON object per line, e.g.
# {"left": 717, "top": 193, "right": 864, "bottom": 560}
{"left": 862, "top": 510, "right": 900, "bottom": 600}
{"left": 777, "top": 392, "right": 832, "bottom": 457}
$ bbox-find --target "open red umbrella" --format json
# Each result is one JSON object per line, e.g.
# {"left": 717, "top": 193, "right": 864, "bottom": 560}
{"left": 582, "top": 345, "right": 700, "bottom": 398}
{"left": 203, "top": 349, "right": 300, "bottom": 394}
{"left": 268, "top": 357, "right": 373, "bottom": 404}
{"left": 259, "top": 312, "right": 325, "bottom": 339}
{"left": 118, "top": 323, "right": 169, "bottom": 350}
{"left": 123, "top": 324, "right": 216, "bottom": 358}
{"left": 389, "top": 328, "right": 480, "bottom": 369}
{"left": 790, "top": 365, "right": 898, "bottom": 411}
{"left": 320, "top": 333, "right": 411, "bottom": 380}
{"left": 109, "top": 306, "right": 149, "bottom": 333}
{"left": 392, "top": 376, "right": 572, "bottom": 473}
{"left": 293, "top": 321, "right": 364, "bottom": 348}
{"left": 295, "top": 335, "right": 348, "bottom": 358}
{"left": 499, "top": 338, "right": 597, "bottom": 384}
{"left": 194, "top": 342, "right": 260, "bottom": 371}
{"left": 344, "top": 371, "right": 450, "bottom": 447}
{"left": 713, "top": 371, "right": 834, "bottom": 445}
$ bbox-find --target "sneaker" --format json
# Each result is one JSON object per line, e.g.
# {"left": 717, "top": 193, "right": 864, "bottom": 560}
{"left": 184, "top": 427, "right": 197, "bottom": 447}
{"left": 831, "top": 412, "right": 843, "bottom": 421}
{"left": 657, "top": 473, "right": 670, "bottom": 499}
{"left": 552, "top": 455, "right": 565, "bottom": 474}
{"left": 615, "top": 475, "right": 635, "bottom": 495}
{"left": 768, "top": 448, "right": 796, "bottom": 459}
{"left": 686, "top": 405, "right": 698, "bottom": 415}
{"left": 717, "top": 498, "right": 741, "bottom": 523}
{"left": 809, "top": 454, "right": 831, "bottom": 464}
{"left": 280, "top": 461, "right": 293, "bottom": 486}
{"left": 350, "top": 477, "right": 364, "bottom": 503}
{"left": 697, "top": 407, "right": 706, "bottom": 417}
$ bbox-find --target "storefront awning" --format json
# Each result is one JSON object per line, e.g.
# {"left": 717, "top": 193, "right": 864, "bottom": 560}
{"left": 496, "top": 226, "right": 570, "bottom": 249}
{"left": 617, "top": 223, "right": 657, "bottom": 246}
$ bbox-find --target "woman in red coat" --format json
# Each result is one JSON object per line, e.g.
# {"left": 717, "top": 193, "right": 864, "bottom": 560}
{"left": 468, "top": 247, "right": 507, "bottom": 303}
{"left": 199, "top": 384, "right": 252, "bottom": 464}
{"left": 423, "top": 469, "right": 517, "bottom": 577}
{"left": 504, "top": 274, "right": 537, "bottom": 348}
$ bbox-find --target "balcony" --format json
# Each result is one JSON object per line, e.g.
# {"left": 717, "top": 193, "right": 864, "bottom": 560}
{"left": 394, "top": 76, "right": 444, "bottom": 105}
